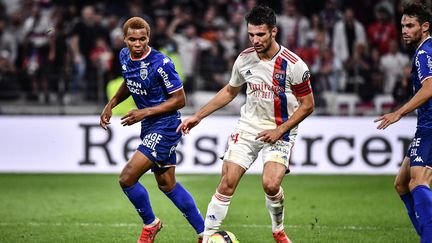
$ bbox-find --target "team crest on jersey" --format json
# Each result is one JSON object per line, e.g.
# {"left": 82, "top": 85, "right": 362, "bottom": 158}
{"left": 140, "top": 62, "right": 150, "bottom": 80}
{"left": 140, "top": 68, "right": 148, "bottom": 80}
{"left": 302, "top": 70, "right": 311, "bottom": 82}
{"left": 273, "top": 69, "right": 286, "bottom": 82}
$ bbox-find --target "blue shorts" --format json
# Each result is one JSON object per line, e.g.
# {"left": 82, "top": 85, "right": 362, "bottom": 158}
{"left": 137, "top": 117, "right": 181, "bottom": 171}
{"left": 407, "top": 129, "right": 432, "bottom": 167}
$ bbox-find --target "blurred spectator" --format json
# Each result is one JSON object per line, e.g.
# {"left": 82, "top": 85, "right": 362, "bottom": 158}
{"left": 69, "top": 5, "right": 110, "bottom": 101}
{"left": 117, "top": 0, "right": 153, "bottom": 29}
{"left": 226, "top": 9, "right": 247, "bottom": 53}
{"left": 332, "top": 7, "right": 366, "bottom": 63}
{"left": 200, "top": 41, "right": 228, "bottom": 91}
{"left": 277, "top": 0, "right": 310, "bottom": 48}
{"left": 167, "top": 8, "right": 211, "bottom": 95}
{"left": 319, "top": 0, "right": 342, "bottom": 45}
{"left": 0, "top": 0, "right": 414, "bottom": 116}
{"left": 369, "top": 46, "right": 385, "bottom": 94}
{"left": 199, "top": 5, "right": 226, "bottom": 42}
{"left": 305, "top": 13, "right": 329, "bottom": 50}
{"left": 0, "top": 17, "right": 16, "bottom": 65}
{"left": 302, "top": 14, "right": 328, "bottom": 66}
{"left": 0, "top": 49, "right": 19, "bottom": 100}
{"left": 393, "top": 63, "right": 412, "bottom": 108}
{"left": 379, "top": 39, "right": 409, "bottom": 94}
{"left": 150, "top": 0, "right": 172, "bottom": 19}
{"left": 45, "top": 5, "right": 70, "bottom": 104}
{"left": 367, "top": 6, "right": 398, "bottom": 54}
{"left": 21, "top": 1, "right": 53, "bottom": 103}
{"left": 344, "top": 43, "right": 375, "bottom": 102}
{"left": 311, "top": 48, "right": 343, "bottom": 93}
{"left": 152, "top": 16, "right": 170, "bottom": 50}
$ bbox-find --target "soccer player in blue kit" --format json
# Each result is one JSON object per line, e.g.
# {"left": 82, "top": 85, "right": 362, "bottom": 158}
{"left": 375, "top": 2, "right": 432, "bottom": 242}
{"left": 99, "top": 17, "right": 204, "bottom": 243}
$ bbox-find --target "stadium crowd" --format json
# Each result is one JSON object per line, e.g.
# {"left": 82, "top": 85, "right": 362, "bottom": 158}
{"left": 0, "top": 0, "right": 417, "bottom": 115}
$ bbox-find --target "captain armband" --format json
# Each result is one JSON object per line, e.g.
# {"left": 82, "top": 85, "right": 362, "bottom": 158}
{"left": 292, "top": 80, "right": 312, "bottom": 97}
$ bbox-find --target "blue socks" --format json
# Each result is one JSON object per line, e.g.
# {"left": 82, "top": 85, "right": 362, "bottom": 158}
{"left": 123, "top": 182, "right": 155, "bottom": 225}
{"left": 122, "top": 182, "right": 204, "bottom": 234}
{"left": 400, "top": 193, "right": 421, "bottom": 235}
{"left": 412, "top": 185, "right": 432, "bottom": 243}
{"left": 165, "top": 183, "right": 205, "bottom": 234}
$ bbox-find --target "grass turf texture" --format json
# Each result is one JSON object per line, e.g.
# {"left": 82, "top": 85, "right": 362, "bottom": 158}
{"left": 0, "top": 174, "right": 418, "bottom": 243}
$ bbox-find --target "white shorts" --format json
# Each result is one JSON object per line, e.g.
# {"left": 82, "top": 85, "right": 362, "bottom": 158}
{"left": 222, "top": 129, "right": 295, "bottom": 170}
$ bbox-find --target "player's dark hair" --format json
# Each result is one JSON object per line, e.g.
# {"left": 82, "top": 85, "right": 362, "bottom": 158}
{"left": 245, "top": 5, "right": 276, "bottom": 29}
{"left": 403, "top": 1, "right": 432, "bottom": 27}
{"left": 123, "top": 17, "right": 151, "bottom": 37}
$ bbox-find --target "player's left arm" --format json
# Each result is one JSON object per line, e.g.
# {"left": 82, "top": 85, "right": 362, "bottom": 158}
{"left": 375, "top": 76, "right": 432, "bottom": 129}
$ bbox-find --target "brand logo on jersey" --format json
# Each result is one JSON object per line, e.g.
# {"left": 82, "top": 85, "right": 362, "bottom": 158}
{"left": 122, "top": 64, "right": 126, "bottom": 71}
{"left": 413, "top": 156, "right": 424, "bottom": 163}
{"left": 140, "top": 62, "right": 150, "bottom": 68}
{"left": 169, "top": 145, "right": 176, "bottom": 156}
{"left": 245, "top": 70, "right": 252, "bottom": 76}
{"left": 427, "top": 55, "right": 432, "bottom": 72}
{"left": 157, "top": 67, "right": 174, "bottom": 88}
{"left": 416, "top": 56, "right": 423, "bottom": 80}
{"left": 151, "top": 150, "right": 158, "bottom": 158}
{"left": 163, "top": 57, "right": 170, "bottom": 65}
{"left": 273, "top": 69, "right": 286, "bottom": 82}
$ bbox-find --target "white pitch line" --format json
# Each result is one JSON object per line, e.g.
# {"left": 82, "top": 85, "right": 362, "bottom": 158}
{"left": 0, "top": 222, "right": 413, "bottom": 231}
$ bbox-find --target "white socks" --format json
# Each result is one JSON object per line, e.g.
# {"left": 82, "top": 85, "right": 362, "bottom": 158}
{"left": 265, "top": 187, "right": 285, "bottom": 232}
{"left": 203, "top": 191, "right": 232, "bottom": 242}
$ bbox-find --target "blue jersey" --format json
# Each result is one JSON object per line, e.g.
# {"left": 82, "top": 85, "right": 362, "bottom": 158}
{"left": 120, "top": 47, "right": 183, "bottom": 168}
{"left": 120, "top": 47, "right": 183, "bottom": 126}
{"left": 411, "top": 37, "right": 432, "bottom": 129}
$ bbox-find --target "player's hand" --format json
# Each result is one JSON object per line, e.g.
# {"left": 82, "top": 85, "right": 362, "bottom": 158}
{"left": 121, "top": 109, "right": 145, "bottom": 126}
{"left": 99, "top": 106, "right": 112, "bottom": 130}
{"left": 255, "top": 128, "right": 283, "bottom": 144}
{"left": 176, "top": 115, "right": 201, "bottom": 135}
{"left": 374, "top": 112, "right": 402, "bottom": 130}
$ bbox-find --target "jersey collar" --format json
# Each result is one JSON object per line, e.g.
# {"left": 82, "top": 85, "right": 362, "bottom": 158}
{"left": 130, "top": 47, "right": 152, "bottom": 61}
{"left": 416, "top": 36, "right": 431, "bottom": 52}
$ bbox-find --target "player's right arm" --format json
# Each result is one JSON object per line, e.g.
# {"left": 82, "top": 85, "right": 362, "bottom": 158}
{"left": 100, "top": 81, "right": 130, "bottom": 130}
{"left": 177, "top": 84, "right": 242, "bottom": 134}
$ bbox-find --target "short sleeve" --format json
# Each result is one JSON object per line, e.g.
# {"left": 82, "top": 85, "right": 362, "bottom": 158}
{"left": 228, "top": 56, "right": 246, "bottom": 87}
{"left": 415, "top": 52, "right": 432, "bottom": 83}
{"left": 157, "top": 57, "right": 183, "bottom": 94}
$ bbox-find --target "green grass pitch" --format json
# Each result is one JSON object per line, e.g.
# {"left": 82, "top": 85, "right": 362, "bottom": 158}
{"left": 0, "top": 174, "right": 418, "bottom": 243}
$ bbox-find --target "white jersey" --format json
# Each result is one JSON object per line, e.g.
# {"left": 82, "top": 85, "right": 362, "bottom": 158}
{"left": 229, "top": 45, "right": 312, "bottom": 140}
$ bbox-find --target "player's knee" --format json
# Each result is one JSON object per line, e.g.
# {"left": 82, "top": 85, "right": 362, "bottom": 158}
{"left": 394, "top": 179, "right": 409, "bottom": 195}
{"left": 218, "top": 181, "right": 236, "bottom": 196}
{"left": 263, "top": 182, "right": 280, "bottom": 196}
{"left": 119, "top": 174, "right": 136, "bottom": 188}
{"left": 157, "top": 182, "right": 176, "bottom": 193}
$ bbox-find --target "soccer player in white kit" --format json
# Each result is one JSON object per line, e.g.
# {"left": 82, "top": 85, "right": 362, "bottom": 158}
{"left": 177, "top": 5, "right": 314, "bottom": 243}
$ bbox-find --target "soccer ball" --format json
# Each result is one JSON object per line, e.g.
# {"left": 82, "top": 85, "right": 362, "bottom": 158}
{"left": 208, "top": 231, "right": 239, "bottom": 243}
